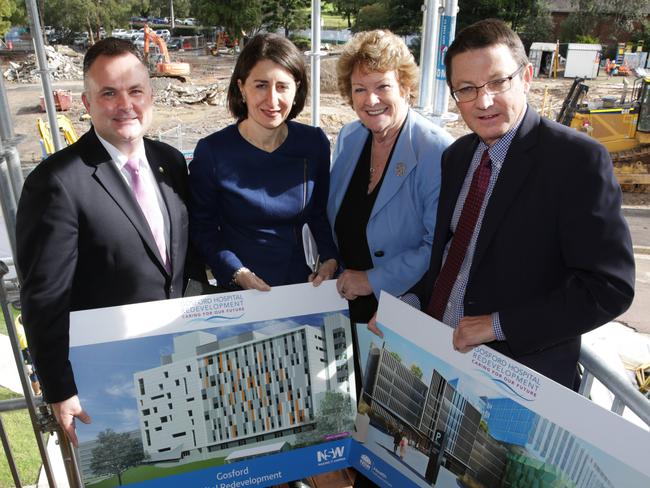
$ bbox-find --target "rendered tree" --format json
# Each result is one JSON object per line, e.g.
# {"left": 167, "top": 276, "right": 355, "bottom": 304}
{"left": 410, "top": 364, "right": 423, "bottom": 380}
{"left": 89, "top": 429, "right": 146, "bottom": 485}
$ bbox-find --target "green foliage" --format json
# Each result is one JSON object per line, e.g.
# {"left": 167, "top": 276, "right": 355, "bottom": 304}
{"left": 0, "top": 303, "right": 20, "bottom": 336}
{"left": 263, "top": 0, "right": 309, "bottom": 37}
{"left": 388, "top": 351, "right": 402, "bottom": 362}
{"left": 90, "top": 429, "right": 146, "bottom": 485}
{"left": 0, "top": 0, "right": 17, "bottom": 36}
{"left": 384, "top": 0, "right": 421, "bottom": 35}
{"left": 409, "top": 364, "right": 423, "bottom": 380}
{"left": 44, "top": 0, "right": 135, "bottom": 38}
{"left": 0, "top": 387, "right": 42, "bottom": 488}
{"left": 194, "top": 0, "right": 262, "bottom": 39}
{"left": 354, "top": 2, "right": 388, "bottom": 32}
{"left": 575, "top": 34, "right": 600, "bottom": 44}
{"left": 289, "top": 33, "right": 310, "bottom": 50}
{"left": 325, "top": 0, "right": 370, "bottom": 28}
{"left": 518, "top": 4, "right": 555, "bottom": 48}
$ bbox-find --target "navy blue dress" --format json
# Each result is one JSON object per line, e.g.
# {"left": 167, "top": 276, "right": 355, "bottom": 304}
{"left": 189, "top": 121, "right": 338, "bottom": 287}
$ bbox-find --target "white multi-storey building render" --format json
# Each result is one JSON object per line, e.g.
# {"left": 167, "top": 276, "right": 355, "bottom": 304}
{"left": 134, "top": 313, "right": 354, "bottom": 462}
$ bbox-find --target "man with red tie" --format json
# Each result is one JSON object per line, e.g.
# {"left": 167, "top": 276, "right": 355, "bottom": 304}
{"left": 16, "top": 38, "right": 199, "bottom": 445}
{"left": 419, "top": 19, "right": 635, "bottom": 389}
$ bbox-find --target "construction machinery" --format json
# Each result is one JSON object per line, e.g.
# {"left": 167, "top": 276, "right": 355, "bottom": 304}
{"left": 557, "top": 77, "right": 650, "bottom": 192}
{"left": 143, "top": 25, "right": 190, "bottom": 79}
{"left": 37, "top": 114, "right": 78, "bottom": 157}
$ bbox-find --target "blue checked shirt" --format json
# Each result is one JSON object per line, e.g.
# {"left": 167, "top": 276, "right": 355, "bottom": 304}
{"left": 441, "top": 112, "right": 526, "bottom": 341}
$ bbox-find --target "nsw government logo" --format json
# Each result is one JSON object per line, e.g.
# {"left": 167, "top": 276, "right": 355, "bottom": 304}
{"left": 359, "top": 454, "right": 372, "bottom": 471}
{"left": 316, "top": 446, "right": 346, "bottom": 467}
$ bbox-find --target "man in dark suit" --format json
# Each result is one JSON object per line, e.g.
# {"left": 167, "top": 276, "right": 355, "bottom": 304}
{"left": 16, "top": 38, "right": 198, "bottom": 445}
{"left": 420, "top": 19, "right": 635, "bottom": 389}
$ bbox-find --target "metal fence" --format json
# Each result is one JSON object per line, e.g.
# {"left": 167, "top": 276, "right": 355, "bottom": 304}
{"left": 578, "top": 343, "right": 650, "bottom": 427}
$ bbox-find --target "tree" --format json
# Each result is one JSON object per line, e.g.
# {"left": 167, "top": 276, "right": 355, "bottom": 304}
{"left": 0, "top": 0, "right": 17, "bottom": 36}
{"left": 355, "top": 2, "right": 388, "bottom": 32}
{"left": 194, "top": 0, "right": 263, "bottom": 39}
{"left": 388, "top": 351, "right": 402, "bottom": 363}
{"left": 90, "top": 429, "right": 146, "bottom": 485}
{"left": 326, "top": 0, "right": 370, "bottom": 28}
{"left": 385, "top": 0, "right": 422, "bottom": 36}
{"left": 44, "top": 0, "right": 136, "bottom": 39}
{"left": 409, "top": 364, "right": 423, "bottom": 380}
{"left": 263, "top": 0, "right": 309, "bottom": 37}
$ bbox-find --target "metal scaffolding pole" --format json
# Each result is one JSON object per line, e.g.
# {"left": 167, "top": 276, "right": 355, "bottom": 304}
{"left": 432, "top": 0, "right": 458, "bottom": 118}
{"left": 0, "top": 72, "right": 24, "bottom": 202}
{"left": 0, "top": 261, "right": 59, "bottom": 487}
{"left": 25, "top": 0, "right": 63, "bottom": 152}
{"left": 310, "top": 0, "right": 321, "bottom": 127}
{"left": 418, "top": 0, "right": 441, "bottom": 112}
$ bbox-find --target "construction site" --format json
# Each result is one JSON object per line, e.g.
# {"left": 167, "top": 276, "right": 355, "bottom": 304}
{"left": 3, "top": 43, "right": 650, "bottom": 206}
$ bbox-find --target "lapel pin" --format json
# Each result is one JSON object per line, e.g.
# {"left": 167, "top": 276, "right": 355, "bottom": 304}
{"left": 158, "top": 166, "right": 165, "bottom": 174}
{"left": 395, "top": 162, "right": 406, "bottom": 177}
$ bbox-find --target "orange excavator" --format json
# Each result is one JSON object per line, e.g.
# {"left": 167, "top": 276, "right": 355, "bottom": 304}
{"left": 143, "top": 25, "right": 190, "bottom": 78}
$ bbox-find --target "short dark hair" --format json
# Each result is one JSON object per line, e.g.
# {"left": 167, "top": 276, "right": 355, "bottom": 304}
{"left": 444, "top": 19, "right": 529, "bottom": 87}
{"left": 83, "top": 37, "right": 144, "bottom": 75}
{"left": 227, "top": 33, "right": 308, "bottom": 121}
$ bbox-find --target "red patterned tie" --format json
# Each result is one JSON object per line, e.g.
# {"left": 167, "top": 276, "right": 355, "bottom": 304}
{"left": 427, "top": 150, "right": 492, "bottom": 320}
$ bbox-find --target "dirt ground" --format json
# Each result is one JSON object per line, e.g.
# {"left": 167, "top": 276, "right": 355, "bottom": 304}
{"left": 3, "top": 48, "right": 648, "bottom": 205}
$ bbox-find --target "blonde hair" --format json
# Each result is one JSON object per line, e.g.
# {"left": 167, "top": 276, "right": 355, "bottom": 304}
{"left": 337, "top": 30, "right": 418, "bottom": 106}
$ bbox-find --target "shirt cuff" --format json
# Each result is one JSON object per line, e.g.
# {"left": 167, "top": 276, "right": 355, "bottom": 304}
{"left": 399, "top": 293, "right": 421, "bottom": 311}
{"left": 492, "top": 312, "right": 506, "bottom": 341}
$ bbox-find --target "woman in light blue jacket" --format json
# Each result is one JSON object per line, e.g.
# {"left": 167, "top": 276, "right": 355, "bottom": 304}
{"left": 328, "top": 30, "right": 453, "bottom": 325}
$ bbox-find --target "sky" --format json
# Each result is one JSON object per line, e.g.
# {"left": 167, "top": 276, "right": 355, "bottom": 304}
{"left": 71, "top": 311, "right": 335, "bottom": 443}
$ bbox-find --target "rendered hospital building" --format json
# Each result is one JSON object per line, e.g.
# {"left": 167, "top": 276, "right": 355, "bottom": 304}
{"left": 133, "top": 313, "right": 354, "bottom": 462}
{"left": 362, "top": 344, "right": 614, "bottom": 488}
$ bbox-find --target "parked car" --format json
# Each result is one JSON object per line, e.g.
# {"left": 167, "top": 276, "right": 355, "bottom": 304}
{"left": 155, "top": 29, "right": 171, "bottom": 41}
{"left": 127, "top": 29, "right": 140, "bottom": 40}
{"left": 167, "top": 37, "right": 181, "bottom": 50}
{"left": 73, "top": 32, "right": 89, "bottom": 49}
{"left": 132, "top": 33, "right": 145, "bottom": 49}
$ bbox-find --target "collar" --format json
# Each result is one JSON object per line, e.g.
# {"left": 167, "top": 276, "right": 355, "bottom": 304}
{"left": 96, "top": 133, "right": 147, "bottom": 170}
{"left": 478, "top": 105, "right": 528, "bottom": 170}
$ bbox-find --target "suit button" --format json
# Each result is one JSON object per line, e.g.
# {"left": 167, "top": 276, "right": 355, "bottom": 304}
{"left": 169, "top": 285, "right": 174, "bottom": 295}
{"left": 374, "top": 250, "right": 384, "bottom": 257}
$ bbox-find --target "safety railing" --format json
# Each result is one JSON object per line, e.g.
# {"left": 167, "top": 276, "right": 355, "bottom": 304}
{"left": 578, "top": 343, "right": 650, "bottom": 428}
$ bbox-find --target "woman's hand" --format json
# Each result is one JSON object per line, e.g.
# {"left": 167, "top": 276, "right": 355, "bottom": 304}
{"left": 235, "top": 269, "right": 271, "bottom": 291}
{"left": 309, "top": 258, "right": 338, "bottom": 286}
{"left": 336, "top": 270, "right": 372, "bottom": 300}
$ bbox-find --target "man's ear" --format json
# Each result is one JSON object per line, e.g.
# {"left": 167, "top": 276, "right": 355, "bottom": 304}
{"left": 81, "top": 92, "right": 90, "bottom": 112}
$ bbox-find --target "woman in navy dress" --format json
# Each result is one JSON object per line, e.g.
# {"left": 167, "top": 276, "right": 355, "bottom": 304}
{"left": 189, "top": 34, "right": 338, "bottom": 291}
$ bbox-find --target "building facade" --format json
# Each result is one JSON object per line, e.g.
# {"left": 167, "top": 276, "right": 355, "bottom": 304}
{"left": 134, "top": 313, "right": 354, "bottom": 462}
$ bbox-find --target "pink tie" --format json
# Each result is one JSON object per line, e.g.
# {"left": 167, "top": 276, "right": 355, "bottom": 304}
{"left": 125, "top": 158, "right": 169, "bottom": 270}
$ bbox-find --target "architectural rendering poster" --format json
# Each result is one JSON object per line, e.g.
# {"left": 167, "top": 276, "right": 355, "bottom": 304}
{"left": 349, "top": 292, "right": 650, "bottom": 488}
{"left": 68, "top": 282, "right": 357, "bottom": 487}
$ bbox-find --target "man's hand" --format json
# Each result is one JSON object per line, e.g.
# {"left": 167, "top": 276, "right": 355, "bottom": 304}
{"left": 336, "top": 270, "right": 372, "bottom": 300}
{"left": 51, "top": 395, "right": 91, "bottom": 447}
{"left": 453, "top": 314, "right": 495, "bottom": 353}
{"left": 367, "top": 313, "right": 384, "bottom": 338}
{"left": 309, "top": 259, "right": 338, "bottom": 286}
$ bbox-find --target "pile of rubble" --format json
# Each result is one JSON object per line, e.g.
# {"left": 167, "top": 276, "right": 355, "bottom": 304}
{"left": 3, "top": 45, "right": 83, "bottom": 83}
{"left": 155, "top": 81, "right": 227, "bottom": 107}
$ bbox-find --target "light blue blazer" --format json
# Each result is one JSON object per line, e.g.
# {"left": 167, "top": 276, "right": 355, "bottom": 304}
{"left": 327, "top": 109, "right": 453, "bottom": 298}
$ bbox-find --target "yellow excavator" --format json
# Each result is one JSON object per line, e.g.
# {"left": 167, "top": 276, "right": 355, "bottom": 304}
{"left": 37, "top": 115, "right": 78, "bottom": 157}
{"left": 557, "top": 77, "right": 650, "bottom": 192}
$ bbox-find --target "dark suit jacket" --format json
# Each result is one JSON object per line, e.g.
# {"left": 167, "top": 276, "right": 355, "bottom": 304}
{"left": 419, "top": 107, "right": 635, "bottom": 388}
{"left": 16, "top": 128, "right": 195, "bottom": 403}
